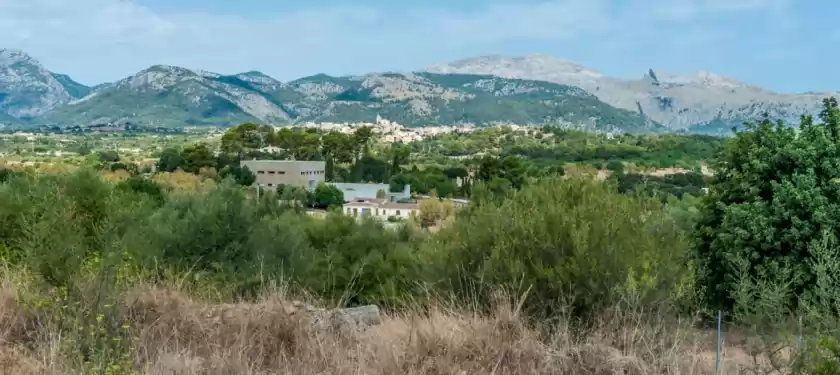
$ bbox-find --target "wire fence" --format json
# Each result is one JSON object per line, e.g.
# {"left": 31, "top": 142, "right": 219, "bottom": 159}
{"left": 711, "top": 311, "right": 806, "bottom": 374}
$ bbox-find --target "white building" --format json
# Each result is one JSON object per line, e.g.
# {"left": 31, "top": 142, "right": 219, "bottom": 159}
{"left": 342, "top": 198, "right": 419, "bottom": 221}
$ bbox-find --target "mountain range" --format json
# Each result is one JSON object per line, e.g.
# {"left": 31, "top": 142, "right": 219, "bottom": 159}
{"left": 0, "top": 48, "right": 836, "bottom": 134}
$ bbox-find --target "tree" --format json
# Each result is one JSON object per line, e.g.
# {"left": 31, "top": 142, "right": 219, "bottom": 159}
{"left": 109, "top": 162, "right": 138, "bottom": 174}
{"left": 157, "top": 148, "right": 185, "bottom": 172}
{"left": 115, "top": 176, "right": 165, "bottom": 205}
{"left": 696, "top": 97, "right": 840, "bottom": 311}
{"left": 606, "top": 160, "right": 624, "bottom": 174}
{"left": 443, "top": 166, "right": 469, "bottom": 180}
{"left": 388, "top": 143, "right": 411, "bottom": 176}
{"left": 356, "top": 155, "right": 390, "bottom": 183}
{"left": 98, "top": 150, "right": 120, "bottom": 163}
{"left": 221, "top": 123, "right": 271, "bottom": 156}
{"left": 353, "top": 126, "right": 375, "bottom": 156}
{"left": 476, "top": 155, "right": 526, "bottom": 191}
{"left": 180, "top": 143, "right": 216, "bottom": 174}
{"left": 376, "top": 189, "right": 387, "bottom": 199}
{"left": 311, "top": 183, "right": 345, "bottom": 210}
{"left": 418, "top": 197, "right": 443, "bottom": 228}
{"left": 321, "top": 131, "right": 355, "bottom": 164}
{"left": 219, "top": 165, "right": 256, "bottom": 186}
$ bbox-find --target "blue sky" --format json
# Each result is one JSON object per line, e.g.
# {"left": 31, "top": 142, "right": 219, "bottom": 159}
{"left": 1, "top": 0, "right": 837, "bottom": 92}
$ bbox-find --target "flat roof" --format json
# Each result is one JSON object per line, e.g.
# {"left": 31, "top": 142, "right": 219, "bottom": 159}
{"left": 241, "top": 160, "right": 325, "bottom": 165}
{"left": 381, "top": 202, "right": 420, "bottom": 209}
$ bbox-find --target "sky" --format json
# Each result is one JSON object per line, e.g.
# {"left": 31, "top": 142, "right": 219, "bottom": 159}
{"left": 0, "top": 0, "right": 837, "bottom": 92}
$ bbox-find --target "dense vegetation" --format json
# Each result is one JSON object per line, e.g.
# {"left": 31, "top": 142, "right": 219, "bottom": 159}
{"left": 415, "top": 126, "right": 723, "bottom": 169}
{"left": 138, "top": 123, "right": 719, "bottom": 201}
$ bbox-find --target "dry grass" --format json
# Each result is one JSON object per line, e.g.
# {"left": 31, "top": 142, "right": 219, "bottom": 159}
{"left": 0, "top": 280, "right": 796, "bottom": 375}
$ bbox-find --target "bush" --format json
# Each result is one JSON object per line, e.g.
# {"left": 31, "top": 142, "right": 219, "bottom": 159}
{"left": 426, "top": 177, "right": 691, "bottom": 319}
{"left": 309, "top": 183, "right": 345, "bottom": 210}
{"left": 605, "top": 160, "right": 624, "bottom": 174}
{"left": 115, "top": 176, "right": 165, "bottom": 205}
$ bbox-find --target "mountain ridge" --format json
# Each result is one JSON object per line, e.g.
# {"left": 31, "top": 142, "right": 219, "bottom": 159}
{"left": 425, "top": 54, "right": 838, "bottom": 132}
{"left": 1, "top": 48, "right": 836, "bottom": 133}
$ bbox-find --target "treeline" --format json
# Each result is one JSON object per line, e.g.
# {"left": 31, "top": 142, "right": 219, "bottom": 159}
{"left": 416, "top": 127, "right": 723, "bottom": 169}
{"left": 146, "top": 123, "right": 555, "bottom": 199}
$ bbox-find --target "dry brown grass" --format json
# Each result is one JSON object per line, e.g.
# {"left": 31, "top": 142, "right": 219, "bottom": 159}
{"left": 0, "top": 280, "right": 795, "bottom": 375}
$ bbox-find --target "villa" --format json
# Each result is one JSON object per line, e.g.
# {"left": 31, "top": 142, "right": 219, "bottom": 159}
{"left": 342, "top": 197, "right": 419, "bottom": 221}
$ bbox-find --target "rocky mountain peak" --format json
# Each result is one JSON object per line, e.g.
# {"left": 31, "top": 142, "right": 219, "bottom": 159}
{"left": 233, "top": 71, "right": 283, "bottom": 87}
{"left": 648, "top": 69, "right": 749, "bottom": 89}
{"left": 0, "top": 49, "right": 75, "bottom": 118}
{"left": 119, "top": 65, "right": 201, "bottom": 90}
{"left": 0, "top": 49, "right": 38, "bottom": 66}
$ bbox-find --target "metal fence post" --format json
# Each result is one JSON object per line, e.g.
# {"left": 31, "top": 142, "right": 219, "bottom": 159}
{"left": 797, "top": 315, "right": 803, "bottom": 352}
{"left": 715, "top": 310, "right": 722, "bottom": 374}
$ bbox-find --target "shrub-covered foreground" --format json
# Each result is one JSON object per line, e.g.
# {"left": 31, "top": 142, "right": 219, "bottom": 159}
{"left": 0, "top": 147, "right": 838, "bottom": 373}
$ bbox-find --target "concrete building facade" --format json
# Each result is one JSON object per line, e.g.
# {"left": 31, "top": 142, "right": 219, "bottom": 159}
{"left": 343, "top": 198, "right": 419, "bottom": 220}
{"left": 239, "top": 160, "right": 326, "bottom": 190}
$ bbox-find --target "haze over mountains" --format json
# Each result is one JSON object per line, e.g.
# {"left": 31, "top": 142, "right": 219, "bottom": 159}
{"left": 0, "top": 48, "right": 835, "bottom": 134}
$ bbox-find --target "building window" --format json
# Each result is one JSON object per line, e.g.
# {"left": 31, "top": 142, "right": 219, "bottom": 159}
{"left": 267, "top": 183, "right": 273, "bottom": 187}
{"left": 352, "top": 208, "right": 358, "bottom": 216}
{"left": 257, "top": 171, "right": 265, "bottom": 174}
{"left": 375, "top": 209, "right": 379, "bottom": 216}
{"left": 396, "top": 210, "right": 401, "bottom": 216}
{"left": 268, "top": 171, "right": 276, "bottom": 175}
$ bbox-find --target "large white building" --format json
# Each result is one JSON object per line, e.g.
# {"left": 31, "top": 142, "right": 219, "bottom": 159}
{"left": 342, "top": 197, "right": 419, "bottom": 221}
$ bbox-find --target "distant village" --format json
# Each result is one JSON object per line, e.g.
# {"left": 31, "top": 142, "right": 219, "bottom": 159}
{"left": 1, "top": 115, "right": 545, "bottom": 144}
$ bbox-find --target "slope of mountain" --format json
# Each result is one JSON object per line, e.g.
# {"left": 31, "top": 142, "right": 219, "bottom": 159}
{"left": 426, "top": 54, "right": 837, "bottom": 133}
{"left": 0, "top": 49, "right": 76, "bottom": 119}
{"left": 39, "top": 65, "right": 293, "bottom": 127}
{"left": 277, "top": 72, "right": 657, "bottom": 132}
{"left": 50, "top": 73, "right": 92, "bottom": 99}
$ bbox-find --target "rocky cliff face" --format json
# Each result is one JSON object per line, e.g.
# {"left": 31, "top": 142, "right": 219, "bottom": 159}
{"left": 0, "top": 49, "right": 75, "bottom": 118}
{"left": 426, "top": 54, "right": 837, "bottom": 132}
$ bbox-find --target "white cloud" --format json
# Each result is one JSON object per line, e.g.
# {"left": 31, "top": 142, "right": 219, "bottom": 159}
{"left": 0, "top": 0, "right": 795, "bottom": 84}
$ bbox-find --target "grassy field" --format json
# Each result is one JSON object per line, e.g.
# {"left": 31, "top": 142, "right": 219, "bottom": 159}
{"left": 0, "top": 274, "right": 785, "bottom": 375}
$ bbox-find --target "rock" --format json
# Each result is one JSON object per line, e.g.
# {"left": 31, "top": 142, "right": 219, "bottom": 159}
{"left": 307, "top": 305, "right": 382, "bottom": 336}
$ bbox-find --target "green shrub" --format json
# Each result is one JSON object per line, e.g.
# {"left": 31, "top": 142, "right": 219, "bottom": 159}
{"left": 304, "top": 214, "right": 421, "bottom": 307}
{"left": 426, "top": 176, "right": 690, "bottom": 319}
{"left": 696, "top": 98, "right": 840, "bottom": 312}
